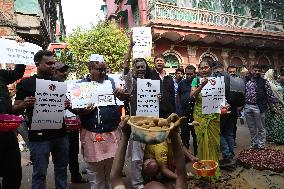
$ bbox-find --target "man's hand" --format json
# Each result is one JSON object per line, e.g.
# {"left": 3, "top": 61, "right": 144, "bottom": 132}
{"left": 119, "top": 116, "right": 131, "bottom": 139}
{"left": 114, "top": 88, "right": 125, "bottom": 101}
{"left": 81, "top": 104, "right": 96, "bottom": 114}
{"left": 64, "top": 100, "right": 71, "bottom": 109}
{"left": 200, "top": 78, "right": 208, "bottom": 87}
{"left": 15, "top": 36, "right": 24, "bottom": 43}
{"left": 23, "top": 97, "right": 36, "bottom": 108}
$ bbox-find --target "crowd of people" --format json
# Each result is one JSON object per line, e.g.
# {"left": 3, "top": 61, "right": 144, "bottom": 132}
{"left": 0, "top": 37, "right": 284, "bottom": 189}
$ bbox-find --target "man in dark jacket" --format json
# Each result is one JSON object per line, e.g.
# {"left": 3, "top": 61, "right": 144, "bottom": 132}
{"left": 148, "top": 54, "right": 175, "bottom": 118}
{"left": 0, "top": 62, "right": 26, "bottom": 189}
{"left": 212, "top": 61, "right": 236, "bottom": 166}
{"left": 244, "top": 64, "right": 280, "bottom": 149}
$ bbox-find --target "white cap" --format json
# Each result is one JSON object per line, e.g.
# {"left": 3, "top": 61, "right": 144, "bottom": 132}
{"left": 90, "top": 54, "right": 104, "bottom": 63}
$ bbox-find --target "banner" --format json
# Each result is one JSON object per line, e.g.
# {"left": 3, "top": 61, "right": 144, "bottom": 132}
{"left": 31, "top": 79, "right": 67, "bottom": 130}
{"left": 0, "top": 38, "right": 42, "bottom": 65}
{"left": 201, "top": 77, "right": 225, "bottom": 114}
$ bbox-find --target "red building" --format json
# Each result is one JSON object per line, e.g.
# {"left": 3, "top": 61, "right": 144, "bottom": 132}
{"left": 104, "top": 0, "right": 284, "bottom": 73}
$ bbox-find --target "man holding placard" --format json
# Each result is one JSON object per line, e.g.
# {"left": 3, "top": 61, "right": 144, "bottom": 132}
{"left": 13, "top": 50, "right": 69, "bottom": 189}
{"left": 68, "top": 54, "right": 124, "bottom": 189}
{"left": 0, "top": 38, "right": 26, "bottom": 189}
{"left": 149, "top": 54, "right": 176, "bottom": 118}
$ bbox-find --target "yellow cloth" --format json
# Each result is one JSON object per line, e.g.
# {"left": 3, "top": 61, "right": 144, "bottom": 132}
{"left": 144, "top": 135, "right": 182, "bottom": 165}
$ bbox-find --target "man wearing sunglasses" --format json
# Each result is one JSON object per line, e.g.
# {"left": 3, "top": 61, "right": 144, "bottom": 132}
{"left": 176, "top": 65, "right": 197, "bottom": 155}
{"left": 53, "top": 63, "right": 88, "bottom": 184}
{"left": 13, "top": 50, "right": 69, "bottom": 189}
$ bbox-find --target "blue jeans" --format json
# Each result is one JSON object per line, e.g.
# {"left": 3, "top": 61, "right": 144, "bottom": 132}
{"left": 29, "top": 136, "right": 69, "bottom": 189}
{"left": 220, "top": 114, "right": 235, "bottom": 159}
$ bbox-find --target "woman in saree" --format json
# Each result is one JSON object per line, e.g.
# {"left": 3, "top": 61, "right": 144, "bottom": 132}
{"left": 264, "top": 69, "right": 284, "bottom": 144}
{"left": 190, "top": 61, "right": 221, "bottom": 179}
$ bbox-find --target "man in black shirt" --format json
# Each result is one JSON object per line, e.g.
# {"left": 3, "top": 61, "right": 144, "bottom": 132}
{"left": 0, "top": 63, "right": 25, "bottom": 189}
{"left": 148, "top": 54, "right": 175, "bottom": 118}
{"left": 13, "top": 50, "right": 69, "bottom": 189}
{"left": 177, "top": 65, "right": 197, "bottom": 155}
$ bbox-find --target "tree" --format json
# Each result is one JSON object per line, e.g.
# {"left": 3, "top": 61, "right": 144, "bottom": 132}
{"left": 65, "top": 21, "right": 129, "bottom": 78}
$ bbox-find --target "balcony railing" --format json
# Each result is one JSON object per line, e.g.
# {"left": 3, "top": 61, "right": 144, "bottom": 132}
{"left": 148, "top": 2, "right": 284, "bottom": 34}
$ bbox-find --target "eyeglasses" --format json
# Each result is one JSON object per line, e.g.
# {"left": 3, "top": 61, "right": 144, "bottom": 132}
{"left": 94, "top": 68, "right": 107, "bottom": 72}
{"left": 46, "top": 61, "right": 56, "bottom": 66}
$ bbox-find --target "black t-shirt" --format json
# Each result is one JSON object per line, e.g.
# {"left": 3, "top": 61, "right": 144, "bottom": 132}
{"left": 15, "top": 75, "right": 66, "bottom": 141}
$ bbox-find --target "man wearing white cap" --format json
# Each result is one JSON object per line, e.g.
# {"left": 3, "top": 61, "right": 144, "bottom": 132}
{"left": 69, "top": 54, "right": 124, "bottom": 189}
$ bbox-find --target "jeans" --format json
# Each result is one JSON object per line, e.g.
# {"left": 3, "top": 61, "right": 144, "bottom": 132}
{"left": 68, "top": 130, "right": 81, "bottom": 179}
{"left": 0, "top": 131, "right": 22, "bottom": 189}
{"left": 29, "top": 136, "right": 69, "bottom": 189}
{"left": 244, "top": 104, "right": 266, "bottom": 148}
{"left": 180, "top": 121, "right": 197, "bottom": 156}
{"left": 220, "top": 114, "right": 236, "bottom": 159}
{"left": 17, "top": 120, "right": 30, "bottom": 149}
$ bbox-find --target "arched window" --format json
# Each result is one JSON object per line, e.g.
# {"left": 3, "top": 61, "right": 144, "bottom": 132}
{"left": 199, "top": 52, "right": 218, "bottom": 64}
{"left": 164, "top": 54, "right": 179, "bottom": 69}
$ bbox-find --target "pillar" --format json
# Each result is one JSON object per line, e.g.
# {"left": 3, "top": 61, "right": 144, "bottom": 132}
{"left": 187, "top": 45, "right": 198, "bottom": 67}
{"left": 221, "top": 48, "right": 230, "bottom": 68}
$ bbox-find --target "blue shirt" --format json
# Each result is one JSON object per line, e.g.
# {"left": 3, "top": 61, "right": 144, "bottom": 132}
{"left": 177, "top": 79, "right": 194, "bottom": 116}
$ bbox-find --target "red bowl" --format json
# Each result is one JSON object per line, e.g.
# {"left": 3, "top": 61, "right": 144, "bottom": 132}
{"left": 193, "top": 160, "right": 218, "bottom": 177}
{"left": 64, "top": 118, "right": 81, "bottom": 131}
{"left": 0, "top": 114, "right": 23, "bottom": 131}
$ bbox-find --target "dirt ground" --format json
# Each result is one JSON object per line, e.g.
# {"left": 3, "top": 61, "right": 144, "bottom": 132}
{"left": 19, "top": 122, "right": 284, "bottom": 189}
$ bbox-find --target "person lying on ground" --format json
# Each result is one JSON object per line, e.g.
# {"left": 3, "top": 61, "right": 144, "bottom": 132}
{"left": 110, "top": 115, "right": 189, "bottom": 189}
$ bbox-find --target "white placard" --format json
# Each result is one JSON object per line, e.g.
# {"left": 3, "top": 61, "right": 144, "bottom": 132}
{"left": 67, "top": 80, "right": 121, "bottom": 108}
{"left": 94, "top": 80, "right": 116, "bottom": 106}
{"left": 67, "top": 82, "right": 95, "bottom": 109}
{"left": 136, "top": 79, "right": 160, "bottom": 116}
{"left": 31, "top": 79, "right": 67, "bottom": 130}
{"left": 132, "top": 27, "right": 152, "bottom": 59}
{"left": 108, "top": 74, "right": 125, "bottom": 106}
{"left": 201, "top": 77, "right": 225, "bottom": 114}
{"left": 0, "top": 38, "right": 42, "bottom": 65}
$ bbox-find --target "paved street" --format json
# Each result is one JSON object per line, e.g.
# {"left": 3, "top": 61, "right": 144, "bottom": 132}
{"left": 20, "top": 120, "right": 250, "bottom": 189}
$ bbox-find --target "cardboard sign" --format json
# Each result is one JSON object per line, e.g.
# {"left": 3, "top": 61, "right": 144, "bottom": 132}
{"left": 31, "top": 79, "right": 67, "bottom": 130}
{"left": 132, "top": 27, "right": 152, "bottom": 59}
{"left": 136, "top": 79, "right": 160, "bottom": 116}
{"left": 201, "top": 77, "right": 225, "bottom": 114}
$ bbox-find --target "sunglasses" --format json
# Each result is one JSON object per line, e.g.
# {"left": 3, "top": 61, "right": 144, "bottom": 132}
{"left": 94, "top": 68, "right": 107, "bottom": 72}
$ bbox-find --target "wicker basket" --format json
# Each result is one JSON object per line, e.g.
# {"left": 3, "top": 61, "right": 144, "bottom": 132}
{"left": 64, "top": 117, "right": 81, "bottom": 131}
{"left": 193, "top": 160, "right": 218, "bottom": 177}
{"left": 128, "top": 116, "right": 173, "bottom": 144}
{"left": 0, "top": 114, "right": 23, "bottom": 132}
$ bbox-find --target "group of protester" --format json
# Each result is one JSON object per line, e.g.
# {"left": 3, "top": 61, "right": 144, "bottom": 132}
{"left": 0, "top": 36, "right": 284, "bottom": 189}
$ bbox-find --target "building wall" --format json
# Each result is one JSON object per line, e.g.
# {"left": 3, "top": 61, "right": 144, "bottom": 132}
{"left": 154, "top": 39, "right": 282, "bottom": 71}
{"left": 0, "top": 0, "right": 15, "bottom": 36}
